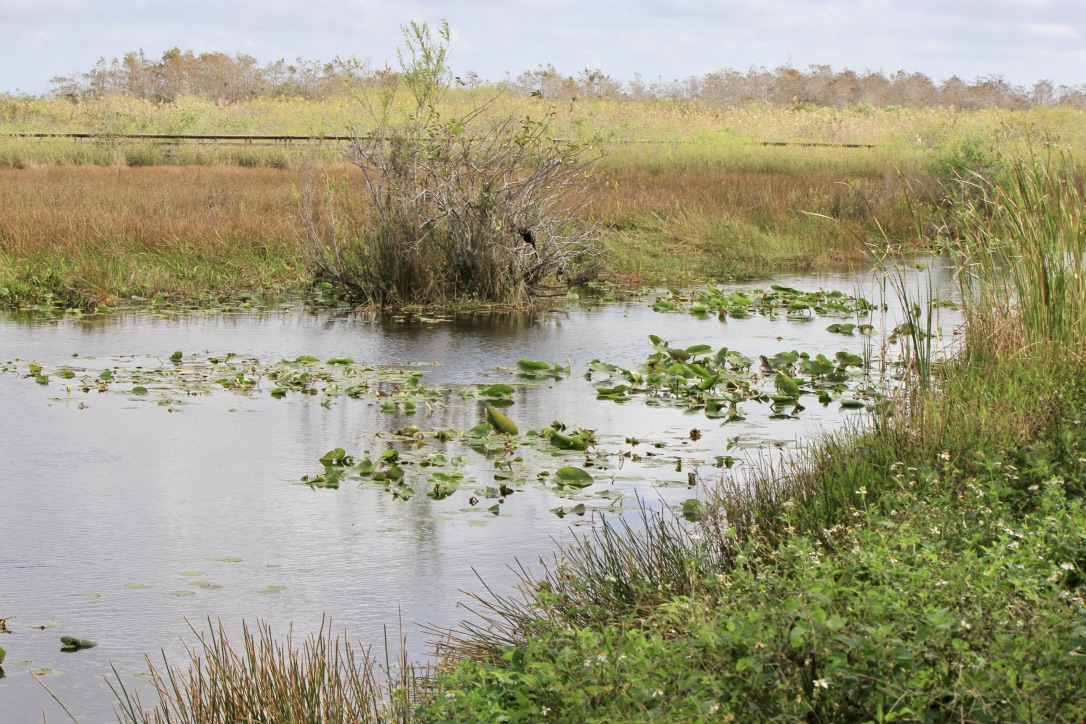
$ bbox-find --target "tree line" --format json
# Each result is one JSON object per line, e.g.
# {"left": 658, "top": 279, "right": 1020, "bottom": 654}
{"left": 48, "top": 48, "right": 1085, "bottom": 109}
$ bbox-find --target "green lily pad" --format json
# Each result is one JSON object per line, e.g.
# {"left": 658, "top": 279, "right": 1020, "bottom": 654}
{"left": 554, "top": 467, "right": 594, "bottom": 487}
{"left": 60, "top": 636, "right": 98, "bottom": 651}
{"left": 485, "top": 407, "right": 519, "bottom": 436}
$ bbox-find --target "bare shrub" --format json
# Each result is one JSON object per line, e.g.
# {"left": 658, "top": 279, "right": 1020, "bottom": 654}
{"left": 303, "top": 21, "right": 601, "bottom": 306}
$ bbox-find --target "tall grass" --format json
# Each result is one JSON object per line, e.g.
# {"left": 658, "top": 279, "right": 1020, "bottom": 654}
{"left": 111, "top": 618, "right": 415, "bottom": 723}
{"left": 0, "top": 166, "right": 309, "bottom": 306}
{"left": 950, "top": 145, "right": 1086, "bottom": 360}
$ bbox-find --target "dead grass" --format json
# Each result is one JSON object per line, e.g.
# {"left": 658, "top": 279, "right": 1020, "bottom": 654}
{"left": 0, "top": 155, "right": 938, "bottom": 306}
{"left": 0, "top": 165, "right": 324, "bottom": 304}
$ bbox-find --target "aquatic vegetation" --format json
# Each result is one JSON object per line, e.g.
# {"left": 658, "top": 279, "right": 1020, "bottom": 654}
{"left": 650, "top": 283, "right": 880, "bottom": 320}
{"left": 59, "top": 636, "right": 97, "bottom": 652}
{"left": 111, "top": 618, "right": 403, "bottom": 724}
{"left": 4, "top": 352, "right": 443, "bottom": 411}
{"left": 588, "top": 334, "right": 880, "bottom": 419}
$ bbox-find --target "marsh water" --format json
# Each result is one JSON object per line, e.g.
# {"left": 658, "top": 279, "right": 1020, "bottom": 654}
{"left": 0, "top": 262, "right": 959, "bottom": 722}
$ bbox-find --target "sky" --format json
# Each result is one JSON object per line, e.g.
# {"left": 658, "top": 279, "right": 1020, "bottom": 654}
{"left": 1, "top": 0, "right": 1084, "bottom": 96}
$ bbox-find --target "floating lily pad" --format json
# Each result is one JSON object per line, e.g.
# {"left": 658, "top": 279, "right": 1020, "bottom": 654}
{"left": 169, "top": 590, "right": 196, "bottom": 597}
{"left": 485, "top": 407, "right": 518, "bottom": 436}
{"left": 554, "top": 467, "right": 594, "bottom": 487}
{"left": 60, "top": 636, "right": 98, "bottom": 651}
{"left": 124, "top": 582, "right": 149, "bottom": 589}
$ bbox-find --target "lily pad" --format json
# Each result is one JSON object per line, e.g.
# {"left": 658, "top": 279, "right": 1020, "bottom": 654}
{"left": 554, "top": 467, "right": 594, "bottom": 487}
{"left": 60, "top": 636, "right": 98, "bottom": 651}
{"left": 485, "top": 407, "right": 518, "bottom": 436}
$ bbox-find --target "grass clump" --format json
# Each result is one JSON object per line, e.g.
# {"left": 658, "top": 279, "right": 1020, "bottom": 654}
{"left": 112, "top": 618, "right": 414, "bottom": 723}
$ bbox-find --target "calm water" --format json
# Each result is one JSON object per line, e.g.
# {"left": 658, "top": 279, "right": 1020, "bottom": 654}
{"left": 0, "top": 264, "right": 959, "bottom": 722}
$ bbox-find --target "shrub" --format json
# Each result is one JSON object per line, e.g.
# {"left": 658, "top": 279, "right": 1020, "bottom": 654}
{"left": 302, "top": 21, "right": 601, "bottom": 306}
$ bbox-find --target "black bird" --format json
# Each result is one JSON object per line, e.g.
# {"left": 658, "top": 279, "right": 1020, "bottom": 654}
{"left": 517, "top": 227, "right": 536, "bottom": 250}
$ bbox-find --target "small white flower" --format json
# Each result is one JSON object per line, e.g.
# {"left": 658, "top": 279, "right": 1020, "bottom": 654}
{"left": 856, "top": 487, "right": 867, "bottom": 496}
{"left": 960, "top": 620, "right": 972, "bottom": 630}
{"left": 652, "top": 689, "right": 664, "bottom": 698}
{"left": 596, "top": 653, "right": 607, "bottom": 662}
{"left": 939, "top": 451, "right": 951, "bottom": 462}
{"left": 1060, "top": 562, "right": 1077, "bottom": 571}
{"left": 814, "top": 678, "right": 830, "bottom": 689}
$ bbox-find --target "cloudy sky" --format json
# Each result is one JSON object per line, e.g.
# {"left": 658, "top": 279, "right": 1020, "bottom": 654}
{"left": 2, "top": 0, "right": 1083, "bottom": 95}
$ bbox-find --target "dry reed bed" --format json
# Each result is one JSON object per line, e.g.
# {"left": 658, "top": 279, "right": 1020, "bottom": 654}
{"left": 0, "top": 157, "right": 932, "bottom": 304}
{"left": 0, "top": 165, "right": 304, "bottom": 253}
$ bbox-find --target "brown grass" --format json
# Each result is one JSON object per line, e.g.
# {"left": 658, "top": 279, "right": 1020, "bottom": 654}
{"left": 0, "top": 165, "right": 324, "bottom": 304}
{"left": 0, "top": 165, "right": 305, "bottom": 253}
{"left": 0, "top": 158, "right": 936, "bottom": 305}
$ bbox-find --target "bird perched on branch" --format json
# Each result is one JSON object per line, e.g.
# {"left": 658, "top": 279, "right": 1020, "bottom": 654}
{"left": 516, "top": 227, "right": 537, "bottom": 250}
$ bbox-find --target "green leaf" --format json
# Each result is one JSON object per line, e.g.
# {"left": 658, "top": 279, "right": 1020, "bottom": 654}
{"left": 517, "top": 359, "right": 550, "bottom": 371}
{"left": 486, "top": 406, "right": 519, "bottom": 435}
{"left": 681, "top": 498, "right": 707, "bottom": 521}
{"left": 775, "top": 371, "right": 801, "bottom": 398}
{"left": 554, "top": 467, "right": 593, "bottom": 487}
{"left": 60, "top": 636, "right": 98, "bottom": 651}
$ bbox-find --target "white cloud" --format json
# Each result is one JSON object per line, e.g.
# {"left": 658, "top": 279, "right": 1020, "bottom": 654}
{"left": 1023, "top": 22, "right": 1080, "bottom": 40}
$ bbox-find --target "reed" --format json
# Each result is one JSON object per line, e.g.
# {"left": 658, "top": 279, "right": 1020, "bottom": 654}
{"left": 949, "top": 145, "right": 1086, "bottom": 360}
{"left": 110, "top": 618, "right": 415, "bottom": 724}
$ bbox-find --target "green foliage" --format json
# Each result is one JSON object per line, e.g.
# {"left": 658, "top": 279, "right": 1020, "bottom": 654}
{"left": 424, "top": 371, "right": 1086, "bottom": 721}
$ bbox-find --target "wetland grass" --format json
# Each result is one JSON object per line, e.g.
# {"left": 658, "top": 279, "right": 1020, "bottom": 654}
{"left": 111, "top": 618, "right": 414, "bottom": 724}
{"left": 0, "top": 149, "right": 937, "bottom": 309}
{"left": 0, "top": 165, "right": 310, "bottom": 307}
